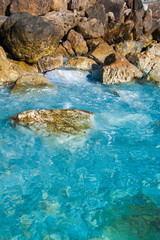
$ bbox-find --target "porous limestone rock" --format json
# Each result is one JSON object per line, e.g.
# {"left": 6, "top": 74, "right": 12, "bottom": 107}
{"left": 86, "top": 38, "right": 104, "bottom": 52}
{"left": 115, "top": 40, "right": 146, "bottom": 55}
{"left": 37, "top": 54, "right": 63, "bottom": 73}
{"left": 1, "top": 12, "right": 63, "bottom": 63}
{"left": 10, "top": 108, "right": 94, "bottom": 135}
{"left": 50, "top": 0, "right": 68, "bottom": 12}
{"left": 11, "top": 73, "right": 54, "bottom": 93}
{"left": 102, "top": 56, "right": 143, "bottom": 84}
{"left": 65, "top": 56, "right": 96, "bottom": 71}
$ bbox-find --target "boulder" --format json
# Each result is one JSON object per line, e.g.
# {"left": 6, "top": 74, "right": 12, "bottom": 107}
{"left": 10, "top": 0, "right": 53, "bottom": 16}
{"left": 0, "top": 16, "right": 8, "bottom": 27}
{"left": 143, "top": 9, "right": 152, "bottom": 33}
{"left": 65, "top": 56, "right": 96, "bottom": 70}
{"left": 0, "top": 0, "right": 11, "bottom": 15}
{"left": 50, "top": 0, "right": 68, "bottom": 12}
{"left": 146, "top": 42, "right": 160, "bottom": 57}
{"left": 10, "top": 108, "right": 94, "bottom": 135}
{"left": 1, "top": 12, "right": 64, "bottom": 63}
{"left": 85, "top": 2, "right": 106, "bottom": 24}
{"left": 68, "top": 0, "right": 96, "bottom": 11}
{"left": 62, "top": 40, "right": 75, "bottom": 56}
{"left": 77, "top": 18, "right": 104, "bottom": 39}
{"left": 89, "top": 42, "right": 115, "bottom": 65}
{"left": 11, "top": 73, "right": 54, "bottom": 93}
{"left": 115, "top": 40, "right": 148, "bottom": 55}
{"left": 87, "top": 38, "right": 104, "bottom": 52}
{"left": 67, "top": 29, "right": 88, "bottom": 55}
{"left": 55, "top": 44, "right": 70, "bottom": 57}
{"left": 126, "top": 50, "right": 160, "bottom": 82}
{"left": 37, "top": 54, "right": 63, "bottom": 73}
{"left": 104, "top": 20, "right": 134, "bottom": 44}
{"left": 102, "top": 56, "right": 143, "bottom": 84}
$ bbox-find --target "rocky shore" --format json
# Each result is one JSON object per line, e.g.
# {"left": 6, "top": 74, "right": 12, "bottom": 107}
{"left": 0, "top": 0, "right": 159, "bottom": 134}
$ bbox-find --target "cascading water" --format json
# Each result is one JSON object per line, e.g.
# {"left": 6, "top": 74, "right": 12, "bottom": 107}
{"left": 0, "top": 67, "right": 160, "bottom": 240}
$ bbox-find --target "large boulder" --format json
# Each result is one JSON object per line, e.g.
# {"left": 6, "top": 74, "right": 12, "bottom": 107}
{"left": 37, "top": 54, "right": 63, "bottom": 73}
{"left": 1, "top": 12, "right": 64, "bottom": 63}
{"left": 126, "top": 50, "right": 160, "bottom": 83}
{"left": 89, "top": 42, "right": 115, "bottom": 65}
{"left": 102, "top": 56, "right": 143, "bottom": 84}
{"left": 67, "top": 29, "right": 88, "bottom": 55}
{"left": 68, "top": 0, "right": 96, "bottom": 11}
{"left": 10, "top": 0, "right": 53, "bottom": 16}
{"left": 77, "top": 18, "right": 104, "bottom": 39}
{"left": 0, "top": 0, "right": 11, "bottom": 15}
{"left": 85, "top": 2, "right": 106, "bottom": 24}
{"left": 10, "top": 109, "right": 94, "bottom": 135}
{"left": 11, "top": 73, "right": 54, "bottom": 93}
{"left": 65, "top": 56, "right": 96, "bottom": 71}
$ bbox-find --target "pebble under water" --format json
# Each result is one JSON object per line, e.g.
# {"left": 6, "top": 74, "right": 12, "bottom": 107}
{"left": 0, "top": 68, "right": 160, "bottom": 240}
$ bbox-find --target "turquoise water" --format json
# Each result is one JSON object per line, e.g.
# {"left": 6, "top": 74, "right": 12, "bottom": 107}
{"left": 0, "top": 68, "right": 160, "bottom": 240}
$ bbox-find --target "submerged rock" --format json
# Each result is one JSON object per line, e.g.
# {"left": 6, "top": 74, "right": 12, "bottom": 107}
{"left": 11, "top": 73, "right": 55, "bottom": 93}
{"left": 65, "top": 56, "right": 96, "bottom": 71}
{"left": 1, "top": 12, "right": 63, "bottom": 63}
{"left": 102, "top": 56, "right": 143, "bottom": 84}
{"left": 10, "top": 109, "right": 94, "bottom": 135}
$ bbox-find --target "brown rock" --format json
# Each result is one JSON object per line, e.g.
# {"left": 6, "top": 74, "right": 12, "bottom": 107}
{"left": 89, "top": 42, "right": 116, "bottom": 65}
{"left": 0, "top": 0, "right": 11, "bottom": 15}
{"left": 10, "top": 108, "right": 94, "bottom": 135}
{"left": 67, "top": 29, "right": 88, "bottom": 55}
{"left": 50, "top": 0, "right": 68, "bottom": 12}
{"left": 85, "top": 2, "right": 106, "bottom": 24}
{"left": 104, "top": 20, "right": 134, "bottom": 44}
{"left": 1, "top": 12, "right": 64, "bottom": 63}
{"left": 62, "top": 40, "right": 75, "bottom": 56}
{"left": 65, "top": 56, "right": 96, "bottom": 71}
{"left": 37, "top": 54, "right": 63, "bottom": 73}
{"left": 102, "top": 56, "right": 143, "bottom": 84}
{"left": 11, "top": 73, "right": 54, "bottom": 93}
{"left": 0, "top": 16, "right": 8, "bottom": 27}
{"left": 143, "top": 9, "right": 152, "bottom": 33}
{"left": 149, "top": 2, "right": 160, "bottom": 20}
{"left": 55, "top": 44, "right": 70, "bottom": 57}
{"left": 77, "top": 18, "right": 104, "bottom": 39}
{"left": 115, "top": 40, "right": 146, "bottom": 55}
{"left": 87, "top": 38, "right": 104, "bottom": 52}
{"left": 147, "top": 42, "right": 160, "bottom": 57}
{"left": 10, "top": 0, "right": 53, "bottom": 16}
{"left": 132, "top": 10, "right": 144, "bottom": 40}
{"left": 68, "top": 0, "right": 96, "bottom": 11}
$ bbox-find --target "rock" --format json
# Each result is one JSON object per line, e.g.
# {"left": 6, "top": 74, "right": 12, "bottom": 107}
{"left": 55, "top": 44, "right": 70, "bottom": 57}
{"left": 132, "top": 10, "right": 144, "bottom": 40}
{"left": 152, "top": 27, "right": 160, "bottom": 42}
{"left": 10, "top": 0, "right": 53, "bottom": 16}
{"left": 147, "top": 42, "right": 160, "bottom": 57}
{"left": 102, "top": 56, "right": 143, "bottom": 84}
{"left": 10, "top": 108, "right": 94, "bottom": 135}
{"left": 143, "top": 9, "right": 152, "bottom": 33}
{"left": 0, "top": 0, "right": 11, "bottom": 15}
{"left": 115, "top": 40, "right": 147, "bottom": 55}
{"left": 77, "top": 18, "right": 104, "bottom": 39}
{"left": 0, "top": 16, "right": 8, "bottom": 27}
{"left": 126, "top": 50, "right": 160, "bottom": 82}
{"left": 89, "top": 42, "right": 115, "bottom": 65}
{"left": 10, "top": 59, "right": 38, "bottom": 75}
{"left": 50, "top": 0, "right": 68, "bottom": 12}
{"left": 37, "top": 54, "right": 63, "bottom": 73}
{"left": 65, "top": 56, "right": 96, "bottom": 70}
{"left": 149, "top": 2, "right": 160, "bottom": 20}
{"left": 1, "top": 12, "right": 63, "bottom": 63}
{"left": 68, "top": 0, "right": 96, "bottom": 11}
{"left": 62, "top": 40, "right": 75, "bottom": 56}
{"left": 85, "top": 2, "right": 106, "bottom": 24}
{"left": 104, "top": 20, "right": 134, "bottom": 44}
{"left": 67, "top": 29, "right": 88, "bottom": 55}
{"left": 98, "top": 0, "right": 126, "bottom": 23}
{"left": 87, "top": 38, "right": 104, "bottom": 52}
{"left": 11, "top": 73, "right": 54, "bottom": 93}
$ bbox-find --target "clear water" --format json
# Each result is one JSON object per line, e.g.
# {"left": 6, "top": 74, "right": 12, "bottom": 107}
{"left": 0, "top": 68, "right": 160, "bottom": 240}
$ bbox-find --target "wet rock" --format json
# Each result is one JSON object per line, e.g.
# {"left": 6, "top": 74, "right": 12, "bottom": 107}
{"left": 1, "top": 12, "right": 63, "bottom": 63}
{"left": 104, "top": 20, "right": 134, "bottom": 44}
{"left": 89, "top": 42, "right": 115, "bottom": 65}
{"left": 0, "top": 0, "right": 11, "bottom": 15}
{"left": 62, "top": 40, "right": 75, "bottom": 57}
{"left": 68, "top": 0, "right": 96, "bottom": 11}
{"left": 85, "top": 2, "right": 106, "bottom": 24}
{"left": 10, "top": 108, "right": 94, "bottom": 135}
{"left": 86, "top": 38, "right": 104, "bottom": 52}
{"left": 77, "top": 18, "right": 104, "bottom": 39}
{"left": 67, "top": 29, "right": 88, "bottom": 55}
{"left": 65, "top": 56, "right": 96, "bottom": 71}
{"left": 11, "top": 73, "right": 54, "bottom": 93}
{"left": 126, "top": 50, "right": 160, "bottom": 83}
{"left": 102, "top": 55, "right": 143, "bottom": 84}
{"left": 10, "top": 0, "right": 53, "bottom": 16}
{"left": 37, "top": 54, "right": 63, "bottom": 73}
{"left": 50, "top": 0, "right": 68, "bottom": 12}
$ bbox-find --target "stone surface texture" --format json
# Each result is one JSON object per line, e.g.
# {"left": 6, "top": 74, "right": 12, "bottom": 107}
{"left": 65, "top": 56, "right": 96, "bottom": 70}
